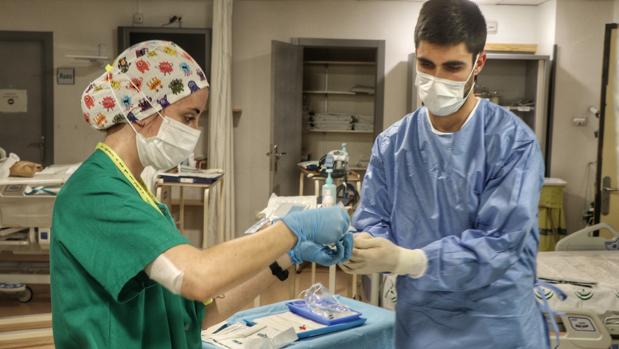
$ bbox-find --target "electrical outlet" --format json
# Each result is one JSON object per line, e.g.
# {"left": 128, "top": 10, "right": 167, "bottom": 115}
{"left": 487, "top": 20, "right": 498, "bottom": 34}
{"left": 133, "top": 12, "right": 144, "bottom": 25}
{"left": 573, "top": 117, "right": 587, "bottom": 126}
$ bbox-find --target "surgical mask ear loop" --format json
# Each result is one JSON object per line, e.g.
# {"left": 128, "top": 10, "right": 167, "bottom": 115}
{"left": 104, "top": 68, "right": 167, "bottom": 136}
{"left": 462, "top": 54, "right": 480, "bottom": 99}
{"left": 469, "top": 54, "right": 480, "bottom": 80}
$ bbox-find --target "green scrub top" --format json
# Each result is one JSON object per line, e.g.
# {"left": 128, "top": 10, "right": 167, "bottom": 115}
{"left": 50, "top": 146, "right": 204, "bottom": 349}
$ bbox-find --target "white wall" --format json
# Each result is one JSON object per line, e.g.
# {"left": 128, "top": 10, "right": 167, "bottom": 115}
{"left": 550, "top": 0, "right": 613, "bottom": 233}
{"left": 481, "top": 4, "right": 545, "bottom": 47}
{"left": 0, "top": 0, "right": 213, "bottom": 164}
{"left": 231, "top": 0, "right": 545, "bottom": 231}
{"left": 615, "top": 0, "right": 619, "bottom": 21}
{"left": 538, "top": 0, "right": 557, "bottom": 58}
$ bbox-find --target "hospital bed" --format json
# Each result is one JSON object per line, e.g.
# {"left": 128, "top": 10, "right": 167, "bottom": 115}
{"left": 373, "top": 223, "right": 619, "bottom": 348}
{"left": 537, "top": 223, "right": 619, "bottom": 349}
{"left": 0, "top": 164, "right": 78, "bottom": 301}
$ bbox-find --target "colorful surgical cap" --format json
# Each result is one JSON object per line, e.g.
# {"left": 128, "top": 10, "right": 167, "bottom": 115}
{"left": 81, "top": 40, "right": 209, "bottom": 130}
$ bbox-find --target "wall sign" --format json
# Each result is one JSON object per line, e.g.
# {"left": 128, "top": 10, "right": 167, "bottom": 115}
{"left": 487, "top": 20, "right": 498, "bottom": 35}
{"left": 0, "top": 89, "right": 28, "bottom": 113}
{"left": 57, "top": 67, "right": 75, "bottom": 85}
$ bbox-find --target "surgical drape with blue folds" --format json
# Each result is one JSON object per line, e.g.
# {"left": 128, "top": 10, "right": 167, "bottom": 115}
{"left": 353, "top": 99, "right": 548, "bottom": 349}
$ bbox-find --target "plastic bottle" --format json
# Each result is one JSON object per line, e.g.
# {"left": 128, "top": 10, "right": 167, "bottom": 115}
{"left": 340, "top": 143, "right": 349, "bottom": 169}
{"left": 321, "top": 169, "right": 337, "bottom": 207}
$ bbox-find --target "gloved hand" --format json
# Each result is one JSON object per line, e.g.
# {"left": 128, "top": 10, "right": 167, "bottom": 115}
{"left": 340, "top": 233, "right": 428, "bottom": 276}
{"left": 281, "top": 206, "right": 350, "bottom": 246}
{"left": 290, "top": 232, "right": 353, "bottom": 266}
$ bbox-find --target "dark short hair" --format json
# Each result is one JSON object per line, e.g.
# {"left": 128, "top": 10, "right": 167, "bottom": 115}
{"left": 414, "top": 0, "right": 487, "bottom": 59}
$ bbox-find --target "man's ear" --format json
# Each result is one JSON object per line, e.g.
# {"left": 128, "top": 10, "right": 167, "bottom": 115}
{"left": 474, "top": 51, "right": 487, "bottom": 75}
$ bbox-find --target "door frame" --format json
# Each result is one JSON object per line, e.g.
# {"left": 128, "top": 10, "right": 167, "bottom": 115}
{"left": 292, "top": 38, "right": 386, "bottom": 138}
{"left": 269, "top": 40, "right": 303, "bottom": 196}
{"left": 0, "top": 31, "right": 54, "bottom": 165}
{"left": 270, "top": 38, "right": 386, "bottom": 195}
{"left": 594, "top": 23, "right": 618, "bottom": 223}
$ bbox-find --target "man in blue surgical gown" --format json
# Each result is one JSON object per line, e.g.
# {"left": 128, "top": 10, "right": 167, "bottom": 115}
{"left": 340, "top": 0, "right": 548, "bottom": 348}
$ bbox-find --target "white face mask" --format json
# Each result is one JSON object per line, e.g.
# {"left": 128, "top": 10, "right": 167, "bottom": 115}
{"left": 415, "top": 56, "right": 479, "bottom": 117}
{"left": 107, "top": 76, "right": 202, "bottom": 170}
{"left": 135, "top": 116, "right": 201, "bottom": 170}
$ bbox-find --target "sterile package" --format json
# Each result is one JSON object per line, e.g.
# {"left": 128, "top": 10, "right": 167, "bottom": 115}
{"left": 258, "top": 193, "right": 317, "bottom": 219}
{"left": 201, "top": 320, "right": 298, "bottom": 349}
{"left": 244, "top": 194, "right": 317, "bottom": 234}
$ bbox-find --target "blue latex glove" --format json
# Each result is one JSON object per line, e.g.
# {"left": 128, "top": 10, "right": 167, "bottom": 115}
{"left": 281, "top": 206, "right": 350, "bottom": 246}
{"left": 290, "top": 232, "right": 354, "bottom": 266}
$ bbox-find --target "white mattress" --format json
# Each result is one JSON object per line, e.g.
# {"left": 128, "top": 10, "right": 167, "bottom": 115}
{"left": 0, "top": 164, "right": 77, "bottom": 227}
{"left": 0, "top": 163, "right": 79, "bottom": 186}
{"left": 538, "top": 251, "right": 619, "bottom": 288}
{"left": 537, "top": 251, "right": 619, "bottom": 314}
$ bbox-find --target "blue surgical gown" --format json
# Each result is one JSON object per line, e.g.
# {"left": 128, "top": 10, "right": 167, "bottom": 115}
{"left": 353, "top": 99, "right": 548, "bottom": 349}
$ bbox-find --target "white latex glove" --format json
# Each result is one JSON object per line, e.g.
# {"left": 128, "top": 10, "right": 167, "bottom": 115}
{"left": 340, "top": 233, "right": 428, "bottom": 277}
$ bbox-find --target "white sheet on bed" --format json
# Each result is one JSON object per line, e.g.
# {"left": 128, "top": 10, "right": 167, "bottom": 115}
{"left": 537, "top": 251, "right": 619, "bottom": 314}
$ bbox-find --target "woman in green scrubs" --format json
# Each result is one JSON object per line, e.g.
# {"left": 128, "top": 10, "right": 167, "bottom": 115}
{"left": 50, "top": 40, "right": 352, "bottom": 348}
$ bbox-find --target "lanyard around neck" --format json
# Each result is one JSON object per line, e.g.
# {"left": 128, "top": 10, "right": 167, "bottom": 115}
{"left": 96, "top": 142, "right": 162, "bottom": 215}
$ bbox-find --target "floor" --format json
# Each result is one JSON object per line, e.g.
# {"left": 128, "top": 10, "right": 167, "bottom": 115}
{"left": 0, "top": 265, "right": 359, "bottom": 349}
{"left": 0, "top": 285, "right": 51, "bottom": 318}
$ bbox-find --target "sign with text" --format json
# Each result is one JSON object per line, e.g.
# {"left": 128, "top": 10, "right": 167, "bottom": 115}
{"left": 0, "top": 89, "right": 28, "bottom": 113}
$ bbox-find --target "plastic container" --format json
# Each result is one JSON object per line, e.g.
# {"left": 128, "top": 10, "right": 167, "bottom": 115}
{"left": 286, "top": 300, "right": 362, "bottom": 326}
{"left": 340, "top": 143, "right": 349, "bottom": 168}
{"left": 321, "top": 169, "right": 336, "bottom": 207}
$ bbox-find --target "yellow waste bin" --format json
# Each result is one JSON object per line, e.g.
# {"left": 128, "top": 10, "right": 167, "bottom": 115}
{"left": 538, "top": 178, "right": 567, "bottom": 251}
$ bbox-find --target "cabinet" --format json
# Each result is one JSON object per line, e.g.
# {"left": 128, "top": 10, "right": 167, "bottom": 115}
{"left": 408, "top": 53, "right": 550, "bottom": 154}
{"left": 302, "top": 48, "right": 383, "bottom": 169}
{"left": 271, "top": 39, "right": 385, "bottom": 195}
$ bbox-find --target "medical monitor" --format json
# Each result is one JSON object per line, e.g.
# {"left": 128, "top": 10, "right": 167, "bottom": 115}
{"left": 117, "top": 26, "right": 212, "bottom": 80}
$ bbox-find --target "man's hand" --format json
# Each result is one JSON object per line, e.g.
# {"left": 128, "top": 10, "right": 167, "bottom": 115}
{"left": 340, "top": 233, "right": 427, "bottom": 277}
